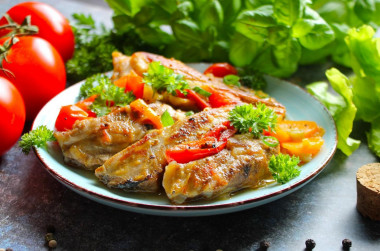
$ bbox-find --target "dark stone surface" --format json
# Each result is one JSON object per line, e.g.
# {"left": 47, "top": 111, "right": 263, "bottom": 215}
{"left": 1, "top": 1, "right": 380, "bottom": 250}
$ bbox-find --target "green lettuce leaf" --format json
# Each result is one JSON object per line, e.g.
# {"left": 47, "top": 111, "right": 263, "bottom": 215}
{"left": 307, "top": 68, "right": 360, "bottom": 156}
{"left": 367, "top": 117, "right": 380, "bottom": 157}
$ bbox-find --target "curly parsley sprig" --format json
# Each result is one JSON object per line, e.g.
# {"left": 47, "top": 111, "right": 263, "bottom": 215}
{"left": 19, "top": 125, "right": 55, "bottom": 154}
{"left": 143, "top": 61, "right": 189, "bottom": 96}
{"left": 269, "top": 153, "right": 301, "bottom": 184}
{"left": 79, "top": 74, "right": 135, "bottom": 116}
{"left": 229, "top": 103, "right": 277, "bottom": 138}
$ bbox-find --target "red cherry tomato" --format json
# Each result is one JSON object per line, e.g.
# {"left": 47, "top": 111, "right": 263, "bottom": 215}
{"left": 0, "top": 2, "right": 75, "bottom": 62}
{"left": 75, "top": 95, "right": 97, "bottom": 118}
{"left": 0, "top": 36, "right": 66, "bottom": 120}
{"left": 0, "top": 77, "right": 26, "bottom": 155}
{"left": 55, "top": 105, "right": 89, "bottom": 132}
{"left": 204, "top": 63, "right": 238, "bottom": 78}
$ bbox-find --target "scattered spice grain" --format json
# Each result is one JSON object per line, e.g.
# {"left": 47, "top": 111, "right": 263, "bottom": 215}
{"left": 342, "top": 239, "right": 352, "bottom": 250}
{"left": 259, "top": 240, "right": 270, "bottom": 250}
{"left": 305, "top": 239, "right": 316, "bottom": 250}
{"left": 48, "top": 239, "right": 57, "bottom": 249}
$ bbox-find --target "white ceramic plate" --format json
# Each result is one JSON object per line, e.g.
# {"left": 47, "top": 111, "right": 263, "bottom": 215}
{"left": 33, "top": 65, "right": 337, "bottom": 217}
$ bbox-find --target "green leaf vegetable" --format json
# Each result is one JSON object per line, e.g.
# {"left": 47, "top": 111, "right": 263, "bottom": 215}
{"left": 307, "top": 25, "right": 380, "bottom": 157}
{"left": 103, "top": 0, "right": 339, "bottom": 77}
{"left": 161, "top": 110, "right": 175, "bottom": 127}
{"left": 269, "top": 153, "right": 301, "bottom": 184}
{"left": 143, "top": 61, "right": 189, "bottom": 95}
{"left": 223, "top": 74, "right": 241, "bottom": 86}
{"left": 19, "top": 125, "right": 55, "bottom": 154}
{"left": 66, "top": 13, "right": 157, "bottom": 81}
{"left": 229, "top": 103, "right": 277, "bottom": 138}
{"left": 80, "top": 74, "right": 135, "bottom": 116}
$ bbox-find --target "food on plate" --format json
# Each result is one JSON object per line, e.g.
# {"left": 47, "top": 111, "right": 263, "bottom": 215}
{"left": 163, "top": 133, "right": 278, "bottom": 204}
{"left": 55, "top": 102, "right": 185, "bottom": 170}
{"left": 0, "top": 77, "right": 25, "bottom": 155}
{"left": 95, "top": 106, "right": 235, "bottom": 192}
{"left": 356, "top": 163, "right": 380, "bottom": 221}
{"left": 0, "top": 36, "right": 66, "bottom": 120}
{"left": 0, "top": 1, "right": 75, "bottom": 61}
{"left": 21, "top": 51, "right": 325, "bottom": 204}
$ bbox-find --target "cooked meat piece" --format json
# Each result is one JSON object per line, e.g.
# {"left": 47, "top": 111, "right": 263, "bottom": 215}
{"left": 95, "top": 106, "right": 235, "bottom": 192}
{"left": 163, "top": 134, "right": 279, "bottom": 204}
{"left": 55, "top": 103, "right": 185, "bottom": 170}
{"left": 110, "top": 51, "right": 132, "bottom": 82}
{"left": 126, "top": 51, "right": 285, "bottom": 111}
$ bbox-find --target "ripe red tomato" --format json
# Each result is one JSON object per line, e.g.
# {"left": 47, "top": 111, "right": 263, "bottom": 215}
{"left": 0, "top": 2, "right": 75, "bottom": 62}
{"left": 0, "top": 77, "right": 26, "bottom": 155}
{"left": 204, "top": 63, "right": 238, "bottom": 78}
{"left": 0, "top": 36, "right": 66, "bottom": 120}
{"left": 55, "top": 105, "right": 89, "bottom": 132}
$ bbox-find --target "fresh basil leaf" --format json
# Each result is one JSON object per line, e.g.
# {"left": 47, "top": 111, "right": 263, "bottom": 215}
{"left": 273, "top": 38, "right": 301, "bottom": 75}
{"left": 235, "top": 6, "right": 277, "bottom": 41}
{"left": 105, "top": 0, "right": 148, "bottom": 17}
{"left": 298, "top": 7, "right": 335, "bottom": 50}
{"left": 229, "top": 33, "right": 262, "bottom": 67}
{"left": 223, "top": 74, "right": 241, "bottom": 86}
{"left": 153, "top": 0, "right": 178, "bottom": 14}
{"left": 220, "top": 0, "right": 242, "bottom": 24}
{"left": 136, "top": 25, "right": 173, "bottom": 46}
{"left": 161, "top": 110, "right": 175, "bottom": 127}
{"left": 273, "top": 0, "right": 304, "bottom": 26}
{"left": 199, "top": 0, "right": 224, "bottom": 30}
{"left": 172, "top": 19, "right": 203, "bottom": 45}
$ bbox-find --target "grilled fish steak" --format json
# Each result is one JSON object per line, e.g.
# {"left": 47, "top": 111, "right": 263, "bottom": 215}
{"left": 163, "top": 134, "right": 279, "bottom": 204}
{"left": 55, "top": 103, "right": 184, "bottom": 170}
{"left": 95, "top": 106, "right": 235, "bottom": 192}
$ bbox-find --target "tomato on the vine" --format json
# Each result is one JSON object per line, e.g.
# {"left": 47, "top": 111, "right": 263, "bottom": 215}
{"left": 0, "top": 2, "right": 75, "bottom": 62}
{"left": 0, "top": 36, "right": 66, "bottom": 120}
{"left": 204, "top": 63, "right": 238, "bottom": 78}
{"left": 0, "top": 77, "right": 26, "bottom": 156}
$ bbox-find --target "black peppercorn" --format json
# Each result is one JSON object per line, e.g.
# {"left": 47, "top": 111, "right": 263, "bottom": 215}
{"left": 342, "top": 239, "right": 352, "bottom": 249}
{"left": 305, "top": 239, "right": 316, "bottom": 250}
{"left": 259, "top": 240, "right": 270, "bottom": 250}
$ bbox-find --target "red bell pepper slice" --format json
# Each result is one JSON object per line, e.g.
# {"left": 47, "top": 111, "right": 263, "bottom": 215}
{"left": 185, "top": 89, "right": 210, "bottom": 110}
{"left": 165, "top": 122, "right": 236, "bottom": 163}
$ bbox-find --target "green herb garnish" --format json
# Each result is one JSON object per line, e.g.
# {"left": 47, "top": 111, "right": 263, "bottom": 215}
{"left": 143, "top": 61, "right": 189, "bottom": 96}
{"left": 185, "top": 111, "right": 195, "bottom": 116}
{"left": 161, "top": 110, "right": 175, "bottom": 127}
{"left": 19, "top": 125, "right": 55, "bottom": 154}
{"left": 223, "top": 75, "right": 241, "bottom": 87}
{"left": 229, "top": 103, "right": 277, "bottom": 138}
{"left": 192, "top": 86, "right": 212, "bottom": 97}
{"left": 80, "top": 74, "right": 135, "bottom": 116}
{"left": 269, "top": 153, "right": 301, "bottom": 184}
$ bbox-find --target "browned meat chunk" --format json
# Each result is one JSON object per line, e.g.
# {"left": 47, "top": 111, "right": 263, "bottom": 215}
{"left": 55, "top": 103, "right": 185, "bottom": 170}
{"left": 163, "top": 134, "right": 279, "bottom": 204}
{"left": 95, "top": 106, "right": 235, "bottom": 192}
